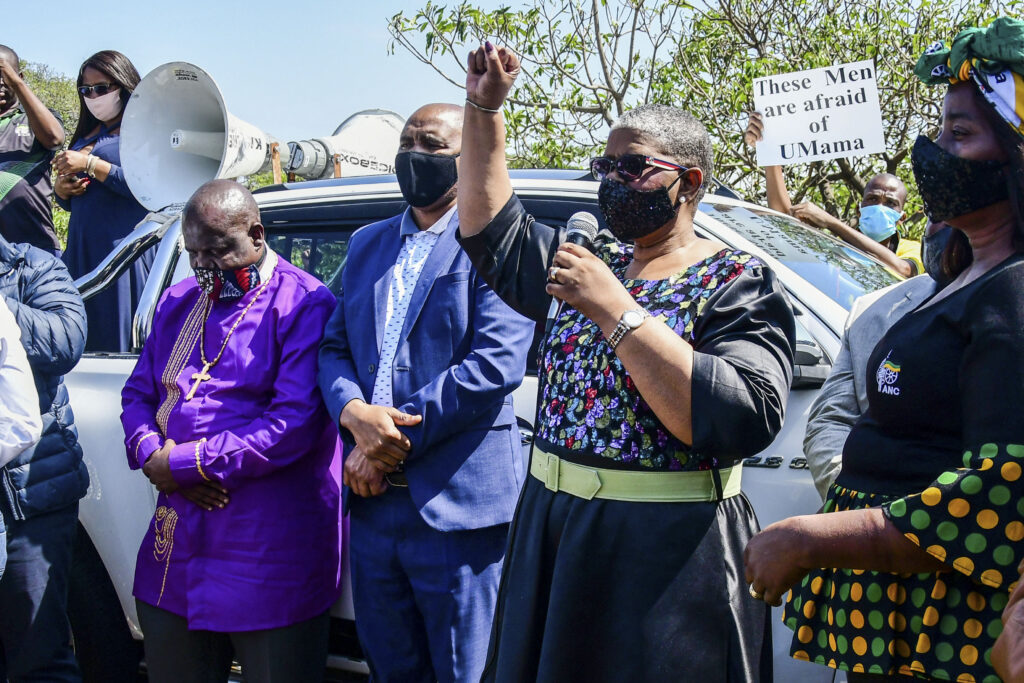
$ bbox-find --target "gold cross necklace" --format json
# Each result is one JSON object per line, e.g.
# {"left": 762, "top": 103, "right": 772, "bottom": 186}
{"left": 185, "top": 278, "right": 271, "bottom": 401}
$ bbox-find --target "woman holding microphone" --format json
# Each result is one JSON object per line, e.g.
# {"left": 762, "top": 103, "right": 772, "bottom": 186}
{"left": 456, "top": 43, "right": 795, "bottom": 682}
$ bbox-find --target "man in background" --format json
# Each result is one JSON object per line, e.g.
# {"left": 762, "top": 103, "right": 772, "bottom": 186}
{"left": 0, "top": 45, "right": 65, "bottom": 255}
{"left": 745, "top": 111, "right": 923, "bottom": 277}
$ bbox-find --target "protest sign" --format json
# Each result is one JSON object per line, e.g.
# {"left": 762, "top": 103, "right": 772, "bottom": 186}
{"left": 752, "top": 59, "right": 886, "bottom": 166}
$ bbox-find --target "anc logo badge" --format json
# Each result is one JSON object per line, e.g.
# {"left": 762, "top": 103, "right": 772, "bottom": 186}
{"left": 875, "top": 351, "right": 902, "bottom": 396}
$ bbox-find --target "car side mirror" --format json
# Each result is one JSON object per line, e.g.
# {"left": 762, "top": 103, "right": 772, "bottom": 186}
{"left": 792, "top": 338, "right": 831, "bottom": 388}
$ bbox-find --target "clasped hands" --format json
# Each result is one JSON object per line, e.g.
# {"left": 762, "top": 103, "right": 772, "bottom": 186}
{"left": 52, "top": 150, "right": 92, "bottom": 200}
{"left": 143, "top": 438, "right": 230, "bottom": 512}
{"left": 340, "top": 400, "right": 422, "bottom": 498}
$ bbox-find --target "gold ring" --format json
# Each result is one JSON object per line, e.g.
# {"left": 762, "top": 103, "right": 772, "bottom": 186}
{"left": 548, "top": 266, "right": 561, "bottom": 283}
{"left": 748, "top": 583, "right": 764, "bottom": 601}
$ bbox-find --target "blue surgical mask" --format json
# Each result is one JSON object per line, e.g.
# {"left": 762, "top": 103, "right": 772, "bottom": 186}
{"left": 858, "top": 204, "right": 902, "bottom": 243}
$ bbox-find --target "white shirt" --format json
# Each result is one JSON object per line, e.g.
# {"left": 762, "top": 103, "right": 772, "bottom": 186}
{"left": 370, "top": 205, "right": 457, "bottom": 408}
{"left": 0, "top": 297, "right": 41, "bottom": 468}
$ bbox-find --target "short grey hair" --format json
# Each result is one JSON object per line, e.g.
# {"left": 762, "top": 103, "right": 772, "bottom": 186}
{"left": 610, "top": 104, "right": 714, "bottom": 203}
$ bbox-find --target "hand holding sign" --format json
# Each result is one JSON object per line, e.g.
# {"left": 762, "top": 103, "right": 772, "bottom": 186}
{"left": 752, "top": 60, "right": 886, "bottom": 167}
{"left": 743, "top": 112, "right": 765, "bottom": 148}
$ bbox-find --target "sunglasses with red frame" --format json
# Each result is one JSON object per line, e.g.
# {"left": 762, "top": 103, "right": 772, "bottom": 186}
{"left": 590, "top": 154, "right": 688, "bottom": 182}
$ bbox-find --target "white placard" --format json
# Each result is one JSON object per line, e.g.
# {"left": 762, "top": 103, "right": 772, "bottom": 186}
{"left": 752, "top": 60, "right": 886, "bottom": 166}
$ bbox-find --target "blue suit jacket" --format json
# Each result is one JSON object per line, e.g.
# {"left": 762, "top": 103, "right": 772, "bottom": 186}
{"left": 318, "top": 210, "right": 534, "bottom": 531}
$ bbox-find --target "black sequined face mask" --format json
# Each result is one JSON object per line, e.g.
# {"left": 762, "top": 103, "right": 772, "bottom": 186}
{"left": 922, "top": 224, "right": 954, "bottom": 287}
{"left": 597, "top": 176, "right": 682, "bottom": 242}
{"left": 911, "top": 135, "right": 1008, "bottom": 222}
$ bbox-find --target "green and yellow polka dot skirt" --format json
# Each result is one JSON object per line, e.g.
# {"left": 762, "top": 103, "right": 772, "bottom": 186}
{"left": 784, "top": 455, "right": 1022, "bottom": 683}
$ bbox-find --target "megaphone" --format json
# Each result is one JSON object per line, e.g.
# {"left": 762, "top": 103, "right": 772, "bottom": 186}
{"left": 121, "top": 62, "right": 290, "bottom": 212}
{"left": 287, "top": 109, "right": 404, "bottom": 180}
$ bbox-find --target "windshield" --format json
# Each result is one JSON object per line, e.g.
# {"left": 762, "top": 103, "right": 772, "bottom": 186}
{"left": 697, "top": 202, "right": 901, "bottom": 310}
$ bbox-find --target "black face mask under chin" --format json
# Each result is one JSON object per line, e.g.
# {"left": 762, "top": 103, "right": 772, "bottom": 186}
{"left": 911, "top": 135, "right": 1008, "bottom": 222}
{"left": 922, "top": 224, "right": 954, "bottom": 287}
{"left": 597, "top": 176, "right": 683, "bottom": 242}
{"left": 395, "top": 151, "right": 459, "bottom": 208}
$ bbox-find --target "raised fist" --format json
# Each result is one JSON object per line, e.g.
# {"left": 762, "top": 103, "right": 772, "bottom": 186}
{"left": 465, "top": 42, "right": 520, "bottom": 111}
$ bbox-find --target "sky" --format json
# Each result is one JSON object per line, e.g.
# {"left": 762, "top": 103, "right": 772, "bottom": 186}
{"left": 6, "top": 0, "right": 513, "bottom": 142}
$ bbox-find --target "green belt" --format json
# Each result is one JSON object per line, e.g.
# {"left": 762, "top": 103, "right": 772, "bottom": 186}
{"left": 530, "top": 446, "right": 742, "bottom": 503}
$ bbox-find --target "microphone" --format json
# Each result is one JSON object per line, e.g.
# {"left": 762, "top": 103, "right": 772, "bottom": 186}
{"left": 544, "top": 212, "right": 599, "bottom": 339}
{"left": 563, "top": 211, "right": 600, "bottom": 250}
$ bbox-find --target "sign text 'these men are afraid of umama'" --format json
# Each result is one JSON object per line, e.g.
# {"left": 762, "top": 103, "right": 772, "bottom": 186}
{"left": 752, "top": 60, "right": 886, "bottom": 167}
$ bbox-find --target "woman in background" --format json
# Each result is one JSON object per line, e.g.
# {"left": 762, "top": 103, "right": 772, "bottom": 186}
{"left": 54, "top": 50, "right": 151, "bottom": 352}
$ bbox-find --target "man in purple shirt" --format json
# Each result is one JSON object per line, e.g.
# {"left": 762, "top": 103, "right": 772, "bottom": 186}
{"left": 121, "top": 180, "right": 342, "bottom": 683}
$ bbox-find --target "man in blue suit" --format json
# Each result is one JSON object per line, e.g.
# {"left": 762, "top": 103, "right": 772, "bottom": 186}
{"left": 318, "top": 103, "right": 533, "bottom": 683}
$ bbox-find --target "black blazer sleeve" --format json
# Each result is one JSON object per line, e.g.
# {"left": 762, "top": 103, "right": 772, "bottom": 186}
{"left": 456, "top": 194, "right": 565, "bottom": 322}
{"left": 689, "top": 266, "right": 796, "bottom": 458}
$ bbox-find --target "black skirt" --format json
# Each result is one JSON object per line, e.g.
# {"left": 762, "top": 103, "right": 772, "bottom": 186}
{"left": 481, "top": 475, "right": 773, "bottom": 682}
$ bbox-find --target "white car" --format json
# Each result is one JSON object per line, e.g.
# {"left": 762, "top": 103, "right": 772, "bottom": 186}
{"left": 65, "top": 171, "right": 900, "bottom": 681}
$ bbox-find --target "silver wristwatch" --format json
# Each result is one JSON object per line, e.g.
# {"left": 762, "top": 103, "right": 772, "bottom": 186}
{"left": 607, "top": 308, "right": 651, "bottom": 350}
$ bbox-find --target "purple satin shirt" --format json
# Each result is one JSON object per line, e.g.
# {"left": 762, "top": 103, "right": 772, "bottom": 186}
{"left": 121, "top": 252, "right": 343, "bottom": 631}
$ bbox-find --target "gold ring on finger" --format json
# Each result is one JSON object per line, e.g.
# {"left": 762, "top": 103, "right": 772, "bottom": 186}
{"left": 748, "top": 583, "right": 764, "bottom": 601}
{"left": 548, "top": 266, "right": 561, "bottom": 284}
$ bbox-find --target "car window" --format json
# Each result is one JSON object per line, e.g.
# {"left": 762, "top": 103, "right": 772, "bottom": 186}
{"left": 266, "top": 233, "right": 349, "bottom": 292}
{"left": 261, "top": 198, "right": 407, "bottom": 295}
{"left": 697, "top": 202, "right": 901, "bottom": 310}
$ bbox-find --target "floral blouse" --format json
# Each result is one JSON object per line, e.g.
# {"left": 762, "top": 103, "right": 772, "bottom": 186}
{"left": 538, "top": 244, "right": 757, "bottom": 469}
{"left": 457, "top": 195, "right": 797, "bottom": 472}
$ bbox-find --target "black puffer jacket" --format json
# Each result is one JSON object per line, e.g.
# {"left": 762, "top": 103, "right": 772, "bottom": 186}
{"left": 0, "top": 236, "right": 88, "bottom": 521}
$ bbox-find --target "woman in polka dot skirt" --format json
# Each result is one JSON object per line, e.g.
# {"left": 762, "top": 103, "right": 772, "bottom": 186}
{"left": 745, "top": 18, "right": 1024, "bottom": 683}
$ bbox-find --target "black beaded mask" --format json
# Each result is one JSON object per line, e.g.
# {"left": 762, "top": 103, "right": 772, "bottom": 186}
{"left": 911, "top": 135, "right": 1008, "bottom": 222}
{"left": 922, "top": 223, "right": 954, "bottom": 286}
{"left": 597, "top": 177, "right": 681, "bottom": 242}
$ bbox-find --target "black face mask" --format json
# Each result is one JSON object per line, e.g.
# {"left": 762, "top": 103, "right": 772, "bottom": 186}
{"left": 597, "top": 176, "right": 682, "bottom": 242}
{"left": 395, "top": 151, "right": 459, "bottom": 208}
{"left": 922, "top": 224, "right": 954, "bottom": 287}
{"left": 911, "top": 135, "right": 1008, "bottom": 222}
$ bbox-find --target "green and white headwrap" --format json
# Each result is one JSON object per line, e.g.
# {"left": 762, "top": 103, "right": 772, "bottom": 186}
{"left": 915, "top": 16, "right": 1024, "bottom": 138}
